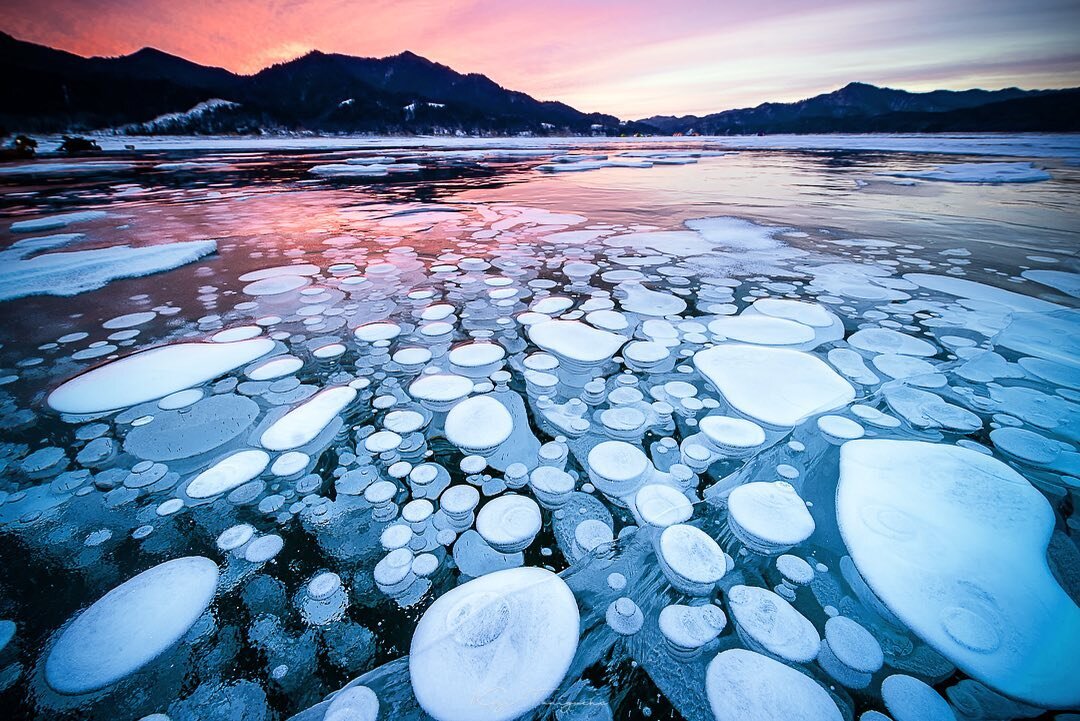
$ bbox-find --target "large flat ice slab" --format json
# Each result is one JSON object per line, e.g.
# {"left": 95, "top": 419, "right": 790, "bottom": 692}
{"left": 694, "top": 344, "right": 854, "bottom": 428}
{"left": 0, "top": 240, "right": 217, "bottom": 301}
{"left": 887, "top": 161, "right": 1050, "bottom": 183}
{"left": 838, "top": 439, "right": 1080, "bottom": 708}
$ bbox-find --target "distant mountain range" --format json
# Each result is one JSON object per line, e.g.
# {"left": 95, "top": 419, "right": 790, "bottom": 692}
{"left": 1, "top": 31, "right": 1077, "bottom": 136}
{"left": 640, "top": 82, "right": 1080, "bottom": 134}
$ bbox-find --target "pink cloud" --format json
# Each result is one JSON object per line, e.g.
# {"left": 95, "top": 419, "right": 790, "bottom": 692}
{"left": 1, "top": 0, "right": 1077, "bottom": 117}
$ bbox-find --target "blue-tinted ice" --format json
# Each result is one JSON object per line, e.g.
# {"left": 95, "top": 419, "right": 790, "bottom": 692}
{"left": 0, "top": 135, "right": 1077, "bottom": 721}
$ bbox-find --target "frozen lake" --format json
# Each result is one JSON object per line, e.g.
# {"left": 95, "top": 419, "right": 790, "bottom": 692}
{"left": 0, "top": 135, "right": 1077, "bottom": 721}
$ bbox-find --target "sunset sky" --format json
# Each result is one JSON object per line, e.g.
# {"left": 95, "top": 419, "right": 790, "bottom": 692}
{"left": 3, "top": 0, "right": 1078, "bottom": 118}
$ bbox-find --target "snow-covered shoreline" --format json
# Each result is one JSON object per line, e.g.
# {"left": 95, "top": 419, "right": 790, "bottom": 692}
{"left": 14, "top": 132, "right": 1080, "bottom": 159}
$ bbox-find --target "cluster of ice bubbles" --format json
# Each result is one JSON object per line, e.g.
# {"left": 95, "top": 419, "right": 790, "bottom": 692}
{"left": 0, "top": 200, "right": 1078, "bottom": 721}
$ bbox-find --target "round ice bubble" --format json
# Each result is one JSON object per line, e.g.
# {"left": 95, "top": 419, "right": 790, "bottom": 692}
{"left": 605, "top": 597, "right": 644, "bottom": 635}
{"left": 476, "top": 494, "right": 542, "bottom": 553}
{"left": 587, "top": 441, "right": 649, "bottom": 496}
{"left": 698, "top": 415, "right": 766, "bottom": 453}
{"left": 727, "top": 481, "right": 815, "bottom": 554}
{"left": 634, "top": 484, "right": 693, "bottom": 527}
{"left": 409, "top": 567, "right": 579, "bottom": 721}
{"left": 444, "top": 396, "right": 513, "bottom": 454}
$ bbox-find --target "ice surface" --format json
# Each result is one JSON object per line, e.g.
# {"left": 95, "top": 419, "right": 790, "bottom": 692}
{"left": 409, "top": 567, "right": 578, "bottom": 721}
{"left": 905, "top": 273, "right": 1062, "bottom": 313}
{"left": 887, "top": 161, "right": 1050, "bottom": 183}
{"left": 5, "top": 136, "right": 1078, "bottom": 721}
{"left": 838, "top": 440, "right": 1080, "bottom": 707}
{"left": 10, "top": 210, "right": 108, "bottom": 233}
{"left": 41, "top": 133, "right": 1080, "bottom": 158}
{"left": 310, "top": 164, "right": 391, "bottom": 177}
{"left": 45, "top": 556, "right": 218, "bottom": 694}
{"left": 0, "top": 240, "right": 217, "bottom": 301}
{"left": 48, "top": 338, "right": 274, "bottom": 414}
{"left": 1021, "top": 269, "right": 1080, "bottom": 298}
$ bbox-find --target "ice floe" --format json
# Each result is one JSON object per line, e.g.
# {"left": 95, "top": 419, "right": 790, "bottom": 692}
{"left": 0, "top": 240, "right": 217, "bottom": 301}
{"left": 887, "top": 161, "right": 1050, "bottom": 183}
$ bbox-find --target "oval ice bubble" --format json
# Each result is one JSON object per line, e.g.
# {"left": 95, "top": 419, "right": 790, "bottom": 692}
{"left": 444, "top": 395, "right": 513, "bottom": 455}
{"left": 185, "top": 449, "right": 270, "bottom": 499}
{"left": 48, "top": 339, "right": 275, "bottom": 414}
{"left": 260, "top": 386, "right": 357, "bottom": 451}
{"left": 658, "top": 523, "right": 726, "bottom": 595}
{"left": 45, "top": 556, "right": 219, "bottom": 694}
{"left": 727, "top": 584, "right": 820, "bottom": 663}
{"left": 706, "top": 648, "right": 842, "bottom": 721}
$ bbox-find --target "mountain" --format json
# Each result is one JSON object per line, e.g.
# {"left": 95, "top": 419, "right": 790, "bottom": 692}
{"left": 640, "top": 81, "right": 1080, "bottom": 134}
{"left": 1, "top": 31, "right": 1074, "bottom": 136}
{"left": 0, "top": 32, "right": 632, "bottom": 135}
